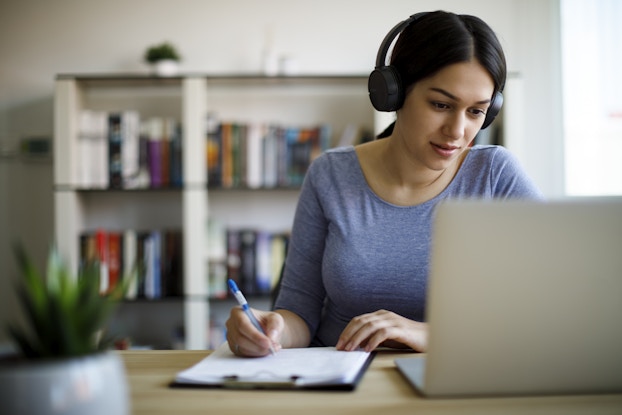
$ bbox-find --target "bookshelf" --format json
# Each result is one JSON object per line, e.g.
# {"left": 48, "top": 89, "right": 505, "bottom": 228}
{"left": 53, "top": 73, "right": 375, "bottom": 350}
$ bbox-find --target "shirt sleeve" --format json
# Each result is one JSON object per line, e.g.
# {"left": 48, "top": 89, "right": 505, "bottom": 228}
{"left": 273, "top": 155, "right": 331, "bottom": 341}
{"left": 488, "top": 146, "right": 545, "bottom": 200}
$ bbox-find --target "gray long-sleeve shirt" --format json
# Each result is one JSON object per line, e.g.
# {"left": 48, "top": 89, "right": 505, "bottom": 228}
{"left": 274, "top": 145, "right": 543, "bottom": 347}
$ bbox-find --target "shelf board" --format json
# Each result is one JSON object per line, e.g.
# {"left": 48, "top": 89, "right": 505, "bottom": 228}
{"left": 56, "top": 73, "right": 369, "bottom": 88}
{"left": 207, "top": 185, "right": 301, "bottom": 192}
{"left": 56, "top": 72, "right": 369, "bottom": 80}
{"left": 54, "top": 185, "right": 300, "bottom": 192}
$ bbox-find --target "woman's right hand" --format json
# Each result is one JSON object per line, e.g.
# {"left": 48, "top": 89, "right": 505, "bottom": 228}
{"left": 225, "top": 307, "right": 283, "bottom": 357}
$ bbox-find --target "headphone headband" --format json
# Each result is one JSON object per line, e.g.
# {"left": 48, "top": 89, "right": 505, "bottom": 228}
{"left": 374, "top": 13, "right": 429, "bottom": 69}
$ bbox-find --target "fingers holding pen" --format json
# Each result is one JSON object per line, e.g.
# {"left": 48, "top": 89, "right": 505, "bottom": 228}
{"left": 225, "top": 307, "right": 263, "bottom": 356}
{"left": 225, "top": 279, "right": 282, "bottom": 356}
{"left": 225, "top": 307, "right": 282, "bottom": 357}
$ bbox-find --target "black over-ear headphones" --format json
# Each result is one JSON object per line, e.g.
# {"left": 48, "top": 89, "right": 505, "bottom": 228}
{"left": 368, "top": 12, "right": 503, "bottom": 129}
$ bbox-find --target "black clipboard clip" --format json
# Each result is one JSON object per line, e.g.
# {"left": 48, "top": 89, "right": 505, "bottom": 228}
{"left": 222, "top": 374, "right": 304, "bottom": 389}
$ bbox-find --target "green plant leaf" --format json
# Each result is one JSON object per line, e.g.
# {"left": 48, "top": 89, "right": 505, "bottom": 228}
{"left": 6, "top": 245, "right": 129, "bottom": 359}
{"left": 144, "top": 42, "right": 181, "bottom": 63}
{"left": 15, "top": 284, "right": 53, "bottom": 353}
{"left": 12, "top": 244, "right": 46, "bottom": 316}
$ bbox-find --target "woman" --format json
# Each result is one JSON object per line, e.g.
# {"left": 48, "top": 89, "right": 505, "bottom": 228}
{"left": 226, "top": 10, "right": 543, "bottom": 356}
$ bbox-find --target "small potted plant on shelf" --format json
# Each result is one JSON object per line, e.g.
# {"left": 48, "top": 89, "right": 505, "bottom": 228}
{"left": 144, "top": 41, "right": 181, "bottom": 77}
{"left": 0, "top": 244, "right": 135, "bottom": 415}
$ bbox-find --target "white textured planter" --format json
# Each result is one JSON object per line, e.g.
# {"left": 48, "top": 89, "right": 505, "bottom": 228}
{"left": 0, "top": 351, "right": 130, "bottom": 415}
{"left": 153, "top": 59, "right": 179, "bottom": 77}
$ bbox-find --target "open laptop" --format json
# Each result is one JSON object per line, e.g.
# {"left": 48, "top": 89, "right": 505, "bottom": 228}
{"left": 395, "top": 197, "right": 622, "bottom": 398}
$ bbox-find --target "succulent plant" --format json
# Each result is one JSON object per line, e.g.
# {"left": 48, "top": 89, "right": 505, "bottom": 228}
{"left": 144, "top": 42, "right": 181, "bottom": 63}
{"left": 6, "top": 244, "right": 134, "bottom": 359}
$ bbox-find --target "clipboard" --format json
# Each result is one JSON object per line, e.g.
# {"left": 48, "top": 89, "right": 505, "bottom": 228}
{"left": 170, "top": 342, "right": 375, "bottom": 391}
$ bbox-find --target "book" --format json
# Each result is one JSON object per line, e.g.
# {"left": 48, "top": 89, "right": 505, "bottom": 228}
{"left": 135, "top": 231, "right": 150, "bottom": 298}
{"left": 245, "top": 122, "right": 264, "bottom": 189}
{"left": 107, "top": 231, "right": 123, "bottom": 293}
{"left": 238, "top": 229, "right": 257, "bottom": 295}
{"left": 160, "top": 119, "right": 171, "bottom": 188}
{"left": 144, "top": 231, "right": 162, "bottom": 299}
{"left": 162, "top": 229, "right": 183, "bottom": 297}
{"left": 133, "top": 124, "right": 151, "bottom": 188}
{"left": 254, "top": 230, "right": 273, "bottom": 294}
{"left": 171, "top": 342, "right": 374, "bottom": 390}
{"left": 207, "top": 219, "right": 227, "bottom": 299}
{"left": 146, "top": 117, "right": 163, "bottom": 188}
{"left": 123, "top": 229, "right": 138, "bottom": 300}
{"left": 169, "top": 121, "right": 183, "bottom": 187}
{"left": 206, "top": 114, "right": 222, "bottom": 187}
{"left": 121, "top": 111, "right": 140, "bottom": 188}
{"left": 233, "top": 123, "right": 245, "bottom": 188}
{"left": 79, "top": 231, "right": 98, "bottom": 273}
{"left": 286, "top": 126, "right": 310, "bottom": 187}
{"left": 270, "top": 232, "right": 289, "bottom": 291}
{"left": 108, "top": 111, "right": 140, "bottom": 189}
{"left": 225, "top": 229, "right": 241, "bottom": 289}
{"left": 95, "top": 229, "right": 109, "bottom": 294}
{"left": 108, "top": 114, "right": 123, "bottom": 188}
{"left": 262, "top": 125, "right": 280, "bottom": 188}
{"left": 221, "top": 123, "right": 234, "bottom": 188}
{"left": 77, "top": 110, "right": 108, "bottom": 188}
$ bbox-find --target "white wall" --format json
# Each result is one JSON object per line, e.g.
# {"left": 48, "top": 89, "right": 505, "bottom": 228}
{"left": 0, "top": 0, "right": 562, "bottom": 341}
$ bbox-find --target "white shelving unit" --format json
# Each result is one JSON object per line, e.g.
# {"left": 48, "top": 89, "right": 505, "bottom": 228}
{"left": 53, "top": 74, "right": 375, "bottom": 350}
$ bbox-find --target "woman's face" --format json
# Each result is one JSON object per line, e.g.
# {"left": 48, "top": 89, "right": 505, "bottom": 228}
{"left": 394, "top": 60, "right": 495, "bottom": 172}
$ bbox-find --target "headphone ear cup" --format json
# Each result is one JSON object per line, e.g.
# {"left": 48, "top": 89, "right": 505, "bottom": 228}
{"left": 481, "top": 91, "right": 503, "bottom": 129}
{"left": 368, "top": 66, "right": 404, "bottom": 112}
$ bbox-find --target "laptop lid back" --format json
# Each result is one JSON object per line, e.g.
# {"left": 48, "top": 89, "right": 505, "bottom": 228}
{"left": 421, "top": 198, "right": 622, "bottom": 397}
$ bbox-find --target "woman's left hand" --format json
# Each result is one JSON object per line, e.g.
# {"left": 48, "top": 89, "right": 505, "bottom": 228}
{"left": 335, "top": 309, "right": 428, "bottom": 352}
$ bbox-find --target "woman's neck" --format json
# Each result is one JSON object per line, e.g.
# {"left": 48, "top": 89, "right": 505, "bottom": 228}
{"left": 356, "top": 138, "right": 467, "bottom": 206}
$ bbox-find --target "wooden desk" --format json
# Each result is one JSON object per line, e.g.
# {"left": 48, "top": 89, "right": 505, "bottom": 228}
{"left": 120, "top": 350, "right": 622, "bottom": 415}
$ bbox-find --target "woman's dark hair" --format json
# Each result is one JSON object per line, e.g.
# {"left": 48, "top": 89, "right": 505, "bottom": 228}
{"left": 377, "top": 11, "right": 506, "bottom": 138}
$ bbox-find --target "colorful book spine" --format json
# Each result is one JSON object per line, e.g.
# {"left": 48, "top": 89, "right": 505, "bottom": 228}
{"left": 163, "top": 230, "right": 183, "bottom": 297}
{"left": 216, "top": 227, "right": 289, "bottom": 297}
{"left": 206, "top": 117, "right": 222, "bottom": 187}
{"left": 108, "top": 114, "right": 123, "bottom": 188}
{"left": 206, "top": 118, "right": 332, "bottom": 189}
{"left": 246, "top": 123, "right": 264, "bottom": 189}
{"left": 255, "top": 231, "right": 273, "bottom": 294}
{"left": 95, "top": 229, "right": 109, "bottom": 294}
{"left": 147, "top": 118, "right": 163, "bottom": 188}
{"left": 170, "top": 121, "right": 183, "bottom": 187}
{"left": 239, "top": 229, "right": 257, "bottom": 295}
{"left": 160, "top": 118, "right": 173, "bottom": 188}
{"left": 226, "top": 229, "right": 241, "bottom": 288}
{"left": 145, "top": 231, "right": 162, "bottom": 299}
{"left": 221, "top": 123, "right": 233, "bottom": 188}
{"left": 107, "top": 231, "right": 123, "bottom": 293}
{"left": 79, "top": 228, "right": 183, "bottom": 300}
{"left": 123, "top": 229, "right": 138, "bottom": 300}
{"left": 77, "top": 110, "right": 109, "bottom": 188}
{"left": 262, "top": 125, "right": 279, "bottom": 188}
{"left": 121, "top": 111, "right": 140, "bottom": 188}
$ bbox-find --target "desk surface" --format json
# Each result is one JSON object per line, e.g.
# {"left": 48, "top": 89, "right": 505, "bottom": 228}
{"left": 120, "top": 350, "right": 622, "bottom": 415}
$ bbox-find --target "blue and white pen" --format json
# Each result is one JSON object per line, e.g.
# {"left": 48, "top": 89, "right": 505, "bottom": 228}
{"left": 227, "top": 279, "right": 277, "bottom": 355}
